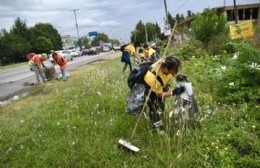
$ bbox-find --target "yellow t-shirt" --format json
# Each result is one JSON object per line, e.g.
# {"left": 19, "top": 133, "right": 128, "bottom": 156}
{"left": 144, "top": 48, "right": 156, "bottom": 58}
{"left": 144, "top": 70, "right": 173, "bottom": 94}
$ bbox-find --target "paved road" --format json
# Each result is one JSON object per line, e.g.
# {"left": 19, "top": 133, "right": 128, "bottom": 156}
{"left": 0, "top": 51, "right": 118, "bottom": 102}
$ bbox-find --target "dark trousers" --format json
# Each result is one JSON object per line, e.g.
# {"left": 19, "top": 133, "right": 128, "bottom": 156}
{"left": 121, "top": 51, "right": 132, "bottom": 72}
{"left": 147, "top": 92, "right": 165, "bottom": 130}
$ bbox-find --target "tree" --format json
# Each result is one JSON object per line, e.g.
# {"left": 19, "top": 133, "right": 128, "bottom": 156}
{"left": 81, "top": 37, "right": 91, "bottom": 49}
{"left": 190, "top": 10, "right": 227, "bottom": 46}
{"left": 33, "top": 36, "right": 53, "bottom": 53}
{"left": 29, "top": 23, "right": 62, "bottom": 50}
{"left": 91, "top": 33, "right": 109, "bottom": 45}
{"left": 168, "top": 13, "right": 176, "bottom": 28}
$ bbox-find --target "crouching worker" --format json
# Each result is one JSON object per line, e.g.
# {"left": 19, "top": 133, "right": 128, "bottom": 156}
{"left": 28, "top": 53, "right": 48, "bottom": 83}
{"left": 52, "top": 52, "right": 68, "bottom": 81}
{"left": 144, "top": 56, "right": 185, "bottom": 132}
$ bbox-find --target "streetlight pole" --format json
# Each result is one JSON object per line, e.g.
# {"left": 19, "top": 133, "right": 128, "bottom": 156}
{"left": 70, "top": 9, "right": 82, "bottom": 50}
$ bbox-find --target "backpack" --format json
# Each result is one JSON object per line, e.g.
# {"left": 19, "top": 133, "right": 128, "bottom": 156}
{"left": 127, "top": 62, "right": 152, "bottom": 89}
{"left": 127, "top": 62, "right": 164, "bottom": 89}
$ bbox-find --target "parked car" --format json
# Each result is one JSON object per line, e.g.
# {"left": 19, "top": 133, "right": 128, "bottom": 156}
{"left": 113, "top": 44, "right": 121, "bottom": 51}
{"left": 69, "top": 49, "right": 80, "bottom": 57}
{"left": 49, "top": 50, "right": 74, "bottom": 62}
{"left": 102, "top": 45, "right": 111, "bottom": 52}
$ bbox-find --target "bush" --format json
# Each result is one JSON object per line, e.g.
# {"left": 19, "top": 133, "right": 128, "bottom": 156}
{"left": 211, "top": 40, "right": 260, "bottom": 104}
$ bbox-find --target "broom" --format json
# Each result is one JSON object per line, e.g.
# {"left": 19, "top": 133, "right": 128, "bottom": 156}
{"left": 118, "top": 22, "right": 178, "bottom": 153}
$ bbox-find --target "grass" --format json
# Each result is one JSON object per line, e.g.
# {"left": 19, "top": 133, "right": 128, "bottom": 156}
{"left": 0, "top": 62, "right": 27, "bottom": 70}
{"left": 0, "top": 52, "right": 259, "bottom": 167}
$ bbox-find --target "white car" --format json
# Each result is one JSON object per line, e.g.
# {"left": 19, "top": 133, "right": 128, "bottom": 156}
{"left": 49, "top": 50, "right": 74, "bottom": 62}
{"left": 113, "top": 44, "right": 121, "bottom": 51}
{"left": 69, "top": 49, "right": 80, "bottom": 57}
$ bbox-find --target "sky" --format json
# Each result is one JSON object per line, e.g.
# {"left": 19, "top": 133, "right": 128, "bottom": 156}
{"left": 0, "top": 0, "right": 259, "bottom": 43}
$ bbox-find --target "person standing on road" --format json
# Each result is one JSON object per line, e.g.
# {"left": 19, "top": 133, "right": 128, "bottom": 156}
{"left": 28, "top": 53, "right": 48, "bottom": 83}
{"left": 121, "top": 44, "right": 140, "bottom": 72}
{"left": 52, "top": 52, "right": 68, "bottom": 81}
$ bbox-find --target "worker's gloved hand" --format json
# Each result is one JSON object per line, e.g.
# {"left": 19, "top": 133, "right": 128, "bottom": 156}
{"left": 172, "top": 86, "right": 185, "bottom": 96}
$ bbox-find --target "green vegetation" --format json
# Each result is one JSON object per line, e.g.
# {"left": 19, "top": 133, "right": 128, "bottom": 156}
{"left": 0, "top": 18, "right": 62, "bottom": 65}
{"left": 0, "top": 43, "right": 259, "bottom": 167}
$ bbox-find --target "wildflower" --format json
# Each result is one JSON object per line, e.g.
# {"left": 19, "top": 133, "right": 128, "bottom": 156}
{"left": 20, "top": 145, "right": 24, "bottom": 150}
{"left": 20, "top": 120, "right": 25, "bottom": 123}
{"left": 232, "top": 53, "right": 238, "bottom": 60}
{"left": 252, "top": 125, "right": 256, "bottom": 129}
{"left": 229, "top": 82, "right": 235, "bottom": 86}
{"left": 176, "top": 130, "right": 180, "bottom": 136}
{"left": 97, "top": 91, "right": 101, "bottom": 95}
{"left": 71, "top": 141, "right": 76, "bottom": 146}
{"left": 249, "top": 62, "right": 260, "bottom": 70}
{"left": 215, "top": 146, "right": 219, "bottom": 149}
{"left": 57, "top": 122, "right": 61, "bottom": 126}
{"left": 225, "top": 147, "right": 228, "bottom": 150}
{"left": 221, "top": 66, "right": 226, "bottom": 70}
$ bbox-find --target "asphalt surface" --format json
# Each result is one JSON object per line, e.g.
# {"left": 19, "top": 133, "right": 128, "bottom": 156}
{"left": 0, "top": 51, "right": 118, "bottom": 104}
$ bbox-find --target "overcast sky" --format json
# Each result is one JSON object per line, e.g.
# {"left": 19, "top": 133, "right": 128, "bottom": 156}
{"left": 0, "top": 0, "right": 259, "bottom": 42}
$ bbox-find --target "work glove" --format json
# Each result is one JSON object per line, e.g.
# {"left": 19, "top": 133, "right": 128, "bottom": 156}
{"left": 172, "top": 86, "right": 185, "bottom": 96}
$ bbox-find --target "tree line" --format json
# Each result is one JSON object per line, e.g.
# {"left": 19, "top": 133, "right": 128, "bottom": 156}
{"left": 0, "top": 18, "right": 62, "bottom": 65}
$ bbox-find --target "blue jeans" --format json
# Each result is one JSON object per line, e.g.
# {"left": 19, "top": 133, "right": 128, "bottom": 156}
{"left": 61, "top": 69, "right": 67, "bottom": 80}
{"left": 30, "top": 65, "right": 46, "bottom": 83}
{"left": 121, "top": 51, "right": 132, "bottom": 71}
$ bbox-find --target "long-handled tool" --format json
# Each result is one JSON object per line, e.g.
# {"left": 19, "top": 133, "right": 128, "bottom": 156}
{"left": 118, "top": 22, "right": 178, "bottom": 153}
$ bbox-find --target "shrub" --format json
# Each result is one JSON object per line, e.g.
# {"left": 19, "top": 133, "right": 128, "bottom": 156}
{"left": 211, "top": 40, "right": 260, "bottom": 104}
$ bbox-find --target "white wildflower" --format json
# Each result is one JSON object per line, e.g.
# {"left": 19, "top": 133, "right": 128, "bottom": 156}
{"left": 249, "top": 62, "right": 260, "bottom": 70}
{"left": 97, "top": 91, "right": 101, "bottom": 95}
{"left": 57, "top": 122, "right": 61, "bottom": 126}
{"left": 221, "top": 66, "right": 226, "bottom": 70}
{"left": 71, "top": 141, "right": 76, "bottom": 146}
{"left": 176, "top": 130, "right": 180, "bottom": 136}
{"left": 20, "top": 145, "right": 24, "bottom": 150}
{"left": 232, "top": 52, "right": 239, "bottom": 59}
{"left": 229, "top": 82, "right": 235, "bottom": 86}
{"left": 20, "top": 120, "right": 25, "bottom": 123}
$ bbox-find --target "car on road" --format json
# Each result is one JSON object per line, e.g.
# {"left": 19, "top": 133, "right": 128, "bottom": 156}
{"left": 113, "top": 44, "right": 121, "bottom": 51}
{"left": 69, "top": 49, "right": 80, "bottom": 57}
{"left": 49, "top": 50, "right": 74, "bottom": 62}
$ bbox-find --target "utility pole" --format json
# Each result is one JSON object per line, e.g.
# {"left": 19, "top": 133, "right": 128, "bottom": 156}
{"left": 233, "top": 0, "right": 238, "bottom": 24}
{"left": 163, "top": 0, "right": 171, "bottom": 36}
{"left": 145, "top": 25, "right": 148, "bottom": 44}
{"left": 163, "top": 0, "right": 169, "bottom": 24}
{"left": 70, "top": 9, "right": 82, "bottom": 50}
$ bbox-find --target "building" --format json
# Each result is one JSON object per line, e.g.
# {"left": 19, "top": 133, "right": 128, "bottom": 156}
{"left": 174, "top": 3, "right": 260, "bottom": 44}
{"left": 214, "top": 3, "right": 260, "bottom": 26}
{"left": 61, "top": 35, "right": 77, "bottom": 50}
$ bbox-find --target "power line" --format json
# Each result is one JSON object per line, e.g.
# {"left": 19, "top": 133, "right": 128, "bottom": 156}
{"left": 172, "top": 0, "right": 190, "bottom": 15}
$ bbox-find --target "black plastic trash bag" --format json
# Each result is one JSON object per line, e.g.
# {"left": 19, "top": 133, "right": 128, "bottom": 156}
{"left": 126, "top": 84, "right": 146, "bottom": 115}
